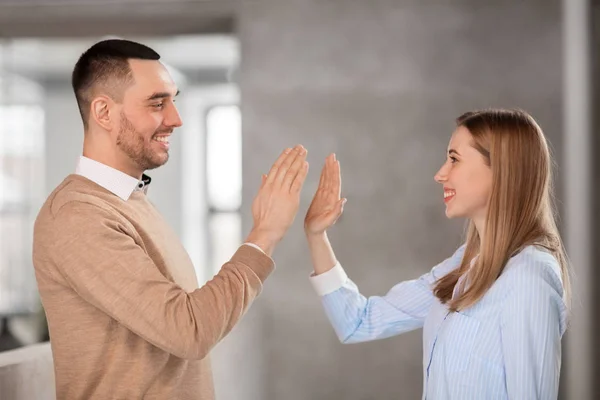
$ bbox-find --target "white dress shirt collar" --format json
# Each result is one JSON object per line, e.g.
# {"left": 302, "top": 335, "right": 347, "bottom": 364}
{"left": 75, "top": 156, "right": 150, "bottom": 201}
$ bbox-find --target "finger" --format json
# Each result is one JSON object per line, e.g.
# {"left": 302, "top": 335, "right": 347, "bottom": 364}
{"left": 326, "top": 154, "right": 337, "bottom": 192}
{"left": 332, "top": 198, "right": 347, "bottom": 222}
{"left": 261, "top": 174, "right": 267, "bottom": 188}
{"left": 317, "top": 159, "right": 327, "bottom": 190}
{"left": 265, "top": 148, "right": 292, "bottom": 185}
{"left": 275, "top": 145, "right": 304, "bottom": 186}
{"left": 324, "top": 198, "right": 346, "bottom": 227}
{"left": 334, "top": 160, "right": 341, "bottom": 198}
{"left": 291, "top": 161, "right": 309, "bottom": 194}
{"left": 283, "top": 149, "right": 308, "bottom": 189}
{"left": 323, "top": 154, "right": 333, "bottom": 191}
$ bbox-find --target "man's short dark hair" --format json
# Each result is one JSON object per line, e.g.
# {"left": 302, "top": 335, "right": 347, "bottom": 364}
{"left": 72, "top": 39, "right": 160, "bottom": 128}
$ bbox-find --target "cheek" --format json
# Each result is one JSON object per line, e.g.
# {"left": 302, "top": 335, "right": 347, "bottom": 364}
{"left": 150, "top": 114, "right": 166, "bottom": 132}
{"left": 471, "top": 170, "right": 492, "bottom": 203}
{"left": 130, "top": 110, "right": 162, "bottom": 131}
{"left": 138, "top": 118, "right": 162, "bottom": 137}
{"left": 456, "top": 169, "right": 492, "bottom": 202}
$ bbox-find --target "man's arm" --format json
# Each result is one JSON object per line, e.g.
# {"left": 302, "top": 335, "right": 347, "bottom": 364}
{"left": 44, "top": 145, "right": 309, "bottom": 359}
{"left": 44, "top": 201, "right": 269, "bottom": 360}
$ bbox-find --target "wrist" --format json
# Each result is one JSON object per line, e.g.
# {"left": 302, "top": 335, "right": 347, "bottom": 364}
{"left": 305, "top": 230, "right": 327, "bottom": 242}
{"left": 245, "top": 228, "right": 280, "bottom": 257}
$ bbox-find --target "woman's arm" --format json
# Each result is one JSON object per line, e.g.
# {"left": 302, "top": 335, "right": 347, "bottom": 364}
{"left": 310, "top": 239, "right": 465, "bottom": 343}
{"left": 304, "top": 153, "right": 464, "bottom": 343}
{"left": 499, "top": 260, "right": 567, "bottom": 399}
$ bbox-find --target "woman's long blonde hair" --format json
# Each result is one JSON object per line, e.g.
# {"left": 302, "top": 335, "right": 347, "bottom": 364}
{"left": 433, "top": 109, "right": 571, "bottom": 312}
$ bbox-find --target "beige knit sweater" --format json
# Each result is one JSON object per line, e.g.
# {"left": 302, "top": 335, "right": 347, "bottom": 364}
{"left": 33, "top": 174, "right": 274, "bottom": 399}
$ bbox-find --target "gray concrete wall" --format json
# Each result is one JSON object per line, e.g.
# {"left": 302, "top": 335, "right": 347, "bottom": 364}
{"left": 238, "top": 1, "right": 563, "bottom": 399}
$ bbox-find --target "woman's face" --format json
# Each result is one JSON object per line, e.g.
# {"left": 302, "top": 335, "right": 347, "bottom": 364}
{"left": 434, "top": 126, "right": 493, "bottom": 222}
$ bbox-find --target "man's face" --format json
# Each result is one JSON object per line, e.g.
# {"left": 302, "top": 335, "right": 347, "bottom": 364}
{"left": 115, "top": 59, "right": 182, "bottom": 172}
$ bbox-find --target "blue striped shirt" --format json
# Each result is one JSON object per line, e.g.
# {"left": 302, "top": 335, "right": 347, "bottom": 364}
{"left": 310, "top": 245, "right": 567, "bottom": 399}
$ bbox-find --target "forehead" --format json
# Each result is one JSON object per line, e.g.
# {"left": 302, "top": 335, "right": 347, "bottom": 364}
{"left": 125, "top": 59, "right": 177, "bottom": 98}
{"left": 448, "top": 126, "right": 473, "bottom": 150}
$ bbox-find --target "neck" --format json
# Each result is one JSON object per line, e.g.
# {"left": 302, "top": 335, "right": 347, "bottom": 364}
{"left": 83, "top": 135, "right": 143, "bottom": 179}
{"left": 473, "top": 217, "right": 485, "bottom": 247}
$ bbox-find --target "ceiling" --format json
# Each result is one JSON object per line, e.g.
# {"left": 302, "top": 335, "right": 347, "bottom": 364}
{"left": 0, "top": 1, "right": 237, "bottom": 37}
{"left": 0, "top": 35, "right": 239, "bottom": 82}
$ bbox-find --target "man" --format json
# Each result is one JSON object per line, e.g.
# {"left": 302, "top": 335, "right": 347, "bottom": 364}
{"left": 32, "top": 39, "right": 308, "bottom": 399}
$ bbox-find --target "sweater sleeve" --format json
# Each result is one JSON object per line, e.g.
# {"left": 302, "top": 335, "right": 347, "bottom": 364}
{"left": 45, "top": 201, "right": 274, "bottom": 360}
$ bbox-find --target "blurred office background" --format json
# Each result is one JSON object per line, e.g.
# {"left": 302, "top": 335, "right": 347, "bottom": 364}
{"left": 0, "top": 0, "right": 594, "bottom": 399}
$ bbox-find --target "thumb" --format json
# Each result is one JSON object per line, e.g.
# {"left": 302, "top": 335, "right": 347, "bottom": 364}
{"left": 261, "top": 174, "right": 267, "bottom": 186}
{"left": 333, "top": 198, "right": 347, "bottom": 219}
{"left": 339, "top": 198, "right": 347, "bottom": 213}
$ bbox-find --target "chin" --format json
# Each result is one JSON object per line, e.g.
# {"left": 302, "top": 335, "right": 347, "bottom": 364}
{"left": 153, "top": 154, "right": 170, "bottom": 168}
{"left": 444, "top": 207, "right": 462, "bottom": 219}
{"left": 143, "top": 159, "right": 168, "bottom": 171}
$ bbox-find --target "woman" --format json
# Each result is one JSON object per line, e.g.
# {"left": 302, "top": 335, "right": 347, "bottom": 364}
{"left": 305, "top": 109, "right": 570, "bottom": 399}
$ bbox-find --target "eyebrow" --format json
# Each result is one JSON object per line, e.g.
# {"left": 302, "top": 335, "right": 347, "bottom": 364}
{"left": 146, "top": 89, "right": 180, "bottom": 101}
{"left": 448, "top": 149, "right": 460, "bottom": 156}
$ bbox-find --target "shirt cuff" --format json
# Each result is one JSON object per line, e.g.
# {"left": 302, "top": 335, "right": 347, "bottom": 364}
{"left": 309, "top": 262, "right": 348, "bottom": 296}
{"left": 242, "top": 242, "right": 266, "bottom": 255}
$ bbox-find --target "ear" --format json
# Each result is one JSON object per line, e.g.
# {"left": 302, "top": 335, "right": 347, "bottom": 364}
{"left": 90, "top": 95, "right": 115, "bottom": 131}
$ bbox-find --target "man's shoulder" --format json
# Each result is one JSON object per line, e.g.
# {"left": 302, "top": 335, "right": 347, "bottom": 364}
{"left": 36, "top": 175, "right": 119, "bottom": 226}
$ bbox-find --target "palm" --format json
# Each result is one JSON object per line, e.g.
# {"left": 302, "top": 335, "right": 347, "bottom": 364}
{"left": 305, "top": 154, "right": 345, "bottom": 234}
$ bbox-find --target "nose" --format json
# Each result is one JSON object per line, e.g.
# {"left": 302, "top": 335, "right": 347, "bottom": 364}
{"left": 434, "top": 163, "right": 448, "bottom": 184}
{"left": 166, "top": 102, "right": 183, "bottom": 128}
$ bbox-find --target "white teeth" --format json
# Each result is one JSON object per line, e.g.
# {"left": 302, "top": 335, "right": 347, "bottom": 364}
{"left": 154, "top": 136, "right": 169, "bottom": 143}
{"left": 444, "top": 191, "right": 455, "bottom": 198}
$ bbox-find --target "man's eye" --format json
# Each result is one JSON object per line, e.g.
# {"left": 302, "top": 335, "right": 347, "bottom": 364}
{"left": 152, "top": 103, "right": 164, "bottom": 109}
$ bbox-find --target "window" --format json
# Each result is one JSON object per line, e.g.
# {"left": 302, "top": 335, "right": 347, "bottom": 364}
{"left": 206, "top": 105, "right": 242, "bottom": 211}
{"left": 0, "top": 104, "right": 45, "bottom": 315}
{"left": 205, "top": 105, "right": 242, "bottom": 276}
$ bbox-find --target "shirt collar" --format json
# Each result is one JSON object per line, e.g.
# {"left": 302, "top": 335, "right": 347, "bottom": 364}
{"left": 75, "top": 156, "right": 151, "bottom": 201}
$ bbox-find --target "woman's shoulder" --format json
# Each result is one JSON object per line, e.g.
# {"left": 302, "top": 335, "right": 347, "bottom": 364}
{"left": 499, "top": 245, "right": 563, "bottom": 294}
{"left": 429, "top": 243, "right": 467, "bottom": 279}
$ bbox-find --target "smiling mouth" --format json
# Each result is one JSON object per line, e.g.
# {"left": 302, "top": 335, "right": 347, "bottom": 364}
{"left": 152, "top": 135, "right": 170, "bottom": 149}
{"left": 444, "top": 190, "right": 455, "bottom": 203}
